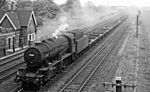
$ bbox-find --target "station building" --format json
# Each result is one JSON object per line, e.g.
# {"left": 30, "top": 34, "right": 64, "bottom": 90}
{"left": 0, "top": 9, "right": 37, "bottom": 57}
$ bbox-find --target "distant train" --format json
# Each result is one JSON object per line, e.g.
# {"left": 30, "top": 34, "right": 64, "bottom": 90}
{"left": 14, "top": 15, "right": 127, "bottom": 88}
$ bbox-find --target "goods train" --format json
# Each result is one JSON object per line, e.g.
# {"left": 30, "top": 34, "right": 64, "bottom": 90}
{"left": 14, "top": 15, "right": 127, "bottom": 88}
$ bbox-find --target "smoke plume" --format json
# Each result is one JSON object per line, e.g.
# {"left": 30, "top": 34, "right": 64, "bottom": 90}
{"left": 36, "top": 0, "right": 106, "bottom": 40}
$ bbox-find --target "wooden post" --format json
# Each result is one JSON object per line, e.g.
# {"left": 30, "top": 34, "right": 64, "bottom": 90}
{"left": 3, "top": 48, "right": 6, "bottom": 56}
{"left": 13, "top": 36, "right": 15, "bottom": 52}
{"left": 13, "top": 44, "right": 15, "bottom": 52}
{"left": 103, "top": 76, "right": 135, "bottom": 92}
{"left": 21, "top": 37, "right": 23, "bottom": 49}
{"left": 116, "top": 77, "right": 122, "bottom": 92}
{"left": 28, "top": 40, "right": 31, "bottom": 46}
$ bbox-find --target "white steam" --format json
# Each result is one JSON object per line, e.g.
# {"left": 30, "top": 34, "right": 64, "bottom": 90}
{"left": 52, "top": 17, "right": 69, "bottom": 38}
{"left": 36, "top": 0, "right": 117, "bottom": 41}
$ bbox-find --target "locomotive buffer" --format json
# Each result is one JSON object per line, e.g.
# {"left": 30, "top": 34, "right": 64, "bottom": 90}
{"left": 103, "top": 77, "right": 135, "bottom": 92}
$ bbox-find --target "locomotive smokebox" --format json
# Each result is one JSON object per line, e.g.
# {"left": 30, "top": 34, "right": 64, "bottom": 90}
{"left": 24, "top": 47, "right": 42, "bottom": 67}
{"left": 24, "top": 35, "right": 71, "bottom": 67}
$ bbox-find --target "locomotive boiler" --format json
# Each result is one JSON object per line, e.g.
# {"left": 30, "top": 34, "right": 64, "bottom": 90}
{"left": 24, "top": 35, "right": 70, "bottom": 67}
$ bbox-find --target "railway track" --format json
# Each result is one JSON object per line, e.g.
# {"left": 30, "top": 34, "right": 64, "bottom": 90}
{"left": 0, "top": 13, "right": 127, "bottom": 92}
{"left": 59, "top": 18, "right": 129, "bottom": 92}
{"left": 0, "top": 14, "right": 124, "bottom": 85}
{"left": 15, "top": 15, "right": 128, "bottom": 92}
{"left": 80, "top": 11, "right": 124, "bottom": 32}
{"left": 82, "top": 14, "right": 126, "bottom": 34}
{"left": 0, "top": 51, "right": 24, "bottom": 66}
{"left": 101, "top": 61, "right": 119, "bottom": 91}
{"left": 0, "top": 51, "right": 25, "bottom": 83}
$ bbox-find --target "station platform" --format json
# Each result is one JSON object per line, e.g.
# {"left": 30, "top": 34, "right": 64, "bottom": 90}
{"left": 6, "top": 46, "right": 28, "bottom": 53}
{"left": 0, "top": 46, "right": 29, "bottom": 61}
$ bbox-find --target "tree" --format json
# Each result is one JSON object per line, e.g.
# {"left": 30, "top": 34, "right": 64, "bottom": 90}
{"left": 61, "top": 0, "right": 82, "bottom": 16}
{"left": 16, "top": 0, "right": 32, "bottom": 9}
{"left": 36, "top": 16, "right": 43, "bottom": 26}
{"left": 33, "top": 0, "right": 60, "bottom": 18}
{"left": 0, "top": 0, "right": 16, "bottom": 9}
{"left": 0, "top": 0, "right": 7, "bottom": 9}
{"left": 63, "top": 0, "right": 81, "bottom": 11}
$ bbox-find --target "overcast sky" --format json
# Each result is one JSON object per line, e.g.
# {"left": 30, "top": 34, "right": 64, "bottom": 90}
{"left": 53, "top": 0, "right": 150, "bottom": 7}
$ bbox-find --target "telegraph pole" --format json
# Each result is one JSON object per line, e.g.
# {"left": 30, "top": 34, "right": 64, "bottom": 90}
{"left": 136, "top": 14, "right": 139, "bottom": 38}
{"left": 136, "top": 15, "right": 139, "bottom": 38}
{"left": 136, "top": 9, "right": 141, "bottom": 38}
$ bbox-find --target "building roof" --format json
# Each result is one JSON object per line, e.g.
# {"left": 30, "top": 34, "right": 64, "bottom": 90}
{"left": 16, "top": 10, "right": 37, "bottom": 27}
{"left": 0, "top": 10, "right": 6, "bottom": 19}
{"left": 7, "top": 11, "right": 20, "bottom": 29}
{"left": 0, "top": 9, "right": 37, "bottom": 30}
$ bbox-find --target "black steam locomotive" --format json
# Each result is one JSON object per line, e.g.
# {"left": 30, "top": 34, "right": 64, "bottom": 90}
{"left": 14, "top": 15, "right": 127, "bottom": 88}
{"left": 14, "top": 29, "right": 91, "bottom": 88}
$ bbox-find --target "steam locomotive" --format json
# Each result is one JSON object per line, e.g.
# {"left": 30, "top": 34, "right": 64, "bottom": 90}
{"left": 14, "top": 15, "right": 127, "bottom": 88}
{"left": 14, "top": 29, "right": 91, "bottom": 88}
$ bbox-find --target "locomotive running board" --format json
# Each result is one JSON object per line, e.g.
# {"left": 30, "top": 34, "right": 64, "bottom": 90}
{"left": 49, "top": 53, "right": 72, "bottom": 67}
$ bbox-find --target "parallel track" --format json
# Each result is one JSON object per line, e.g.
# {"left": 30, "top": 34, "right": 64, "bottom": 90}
{"left": 0, "top": 51, "right": 25, "bottom": 83}
{"left": 83, "top": 15, "right": 125, "bottom": 34}
{"left": 0, "top": 51, "right": 24, "bottom": 66}
{"left": 79, "top": 20, "right": 129, "bottom": 92}
{"left": 59, "top": 18, "right": 129, "bottom": 92}
{"left": 17, "top": 16, "right": 128, "bottom": 92}
{"left": 80, "top": 12, "right": 124, "bottom": 33}
{"left": 0, "top": 14, "right": 123, "bottom": 84}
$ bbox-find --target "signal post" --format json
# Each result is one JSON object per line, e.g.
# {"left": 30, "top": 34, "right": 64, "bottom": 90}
{"left": 103, "top": 77, "right": 135, "bottom": 92}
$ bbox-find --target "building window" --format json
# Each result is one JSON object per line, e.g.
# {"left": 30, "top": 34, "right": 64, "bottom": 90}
{"left": 28, "top": 34, "right": 31, "bottom": 41}
{"left": 29, "top": 34, "right": 32, "bottom": 41}
{"left": 28, "top": 33, "right": 35, "bottom": 41}
{"left": 7, "top": 35, "right": 15, "bottom": 49}
{"left": 8, "top": 37, "right": 11, "bottom": 49}
{"left": 32, "top": 33, "right": 35, "bottom": 40}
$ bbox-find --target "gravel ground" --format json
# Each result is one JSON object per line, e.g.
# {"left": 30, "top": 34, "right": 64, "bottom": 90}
{"left": 136, "top": 9, "right": 150, "bottom": 92}
{"left": 111, "top": 8, "right": 150, "bottom": 92}
{"left": 110, "top": 11, "right": 137, "bottom": 92}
